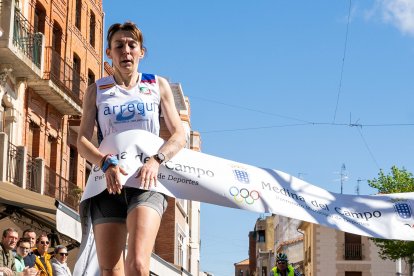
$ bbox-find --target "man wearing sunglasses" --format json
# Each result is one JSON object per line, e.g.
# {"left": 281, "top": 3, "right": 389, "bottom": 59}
{"left": 33, "top": 235, "right": 52, "bottom": 276}
{"left": 270, "top": 253, "right": 301, "bottom": 276}
{"left": 51, "top": 245, "right": 71, "bottom": 276}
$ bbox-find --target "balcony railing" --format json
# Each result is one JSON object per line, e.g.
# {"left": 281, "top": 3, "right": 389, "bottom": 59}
{"left": 344, "top": 243, "right": 363, "bottom": 260}
{"left": 12, "top": 8, "right": 42, "bottom": 68}
{"left": 7, "top": 142, "right": 22, "bottom": 186}
{"left": 3, "top": 138, "right": 82, "bottom": 211}
{"left": 43, "top": 47, "right": 85, "bottom": 106}
{"left": 44, "top": 166, "right": 82, "bottom": 211}
{"left": 26, "top": 154, "right": 37, "bottom": 192}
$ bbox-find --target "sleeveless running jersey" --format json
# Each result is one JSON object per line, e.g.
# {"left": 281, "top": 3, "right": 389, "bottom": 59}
{"left": 95, "top": 73, "right": 161, "bottom": 144}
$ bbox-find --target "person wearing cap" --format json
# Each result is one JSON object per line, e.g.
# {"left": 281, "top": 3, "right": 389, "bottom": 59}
{"left": 270, "top": 253, "right": 301, "bottom": 276}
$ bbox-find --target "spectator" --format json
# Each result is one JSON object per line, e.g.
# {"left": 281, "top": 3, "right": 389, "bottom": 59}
{"left": 22, "top": 229, "right": 36, "bottom": 268}
{"left": 33, "top": 235, "right": 53, "bottom": 276}
{"left": 51, "top": 245, "right": 71, "bottom": 276}
{"left": 0, "top": 228, "right": 37, "bottom": 276}
{"left": 0, "top": 228, "right": 18, "bottom": 276}
{"left": 15, "top": 238, "right": 31, "bottom": 272}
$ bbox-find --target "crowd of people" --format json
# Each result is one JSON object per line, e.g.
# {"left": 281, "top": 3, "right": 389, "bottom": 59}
{"left": 0, "top": 228, "right": 72, "bottom": 276}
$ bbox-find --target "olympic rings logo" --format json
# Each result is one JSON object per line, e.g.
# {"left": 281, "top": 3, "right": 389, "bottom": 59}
{"left": 229, "top": 186, "right": 260, "bottom": 205}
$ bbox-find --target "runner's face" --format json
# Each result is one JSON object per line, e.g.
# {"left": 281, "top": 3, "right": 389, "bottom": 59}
{"left": 106, "top": 30, "right": 144, "bottom": 74}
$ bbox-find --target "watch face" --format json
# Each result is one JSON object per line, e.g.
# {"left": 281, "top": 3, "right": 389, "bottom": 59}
{"left": 158, "top": 153, "right": 165, "bottom": 161}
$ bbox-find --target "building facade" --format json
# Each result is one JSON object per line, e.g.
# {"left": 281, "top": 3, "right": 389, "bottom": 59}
{"left": 250, "top": 215, "right": 275, "bottom": 276}
{"left": 234, "top": 258, "right": 251, "bottom": 276}
{"left": 0, "top": 0, "right": 103, "bottom": 210}
{"left": 299, "top": 222, "right": 398, "bottom": 276}
{"left": 273, "top": 215, "right": 304, "bottom": 273}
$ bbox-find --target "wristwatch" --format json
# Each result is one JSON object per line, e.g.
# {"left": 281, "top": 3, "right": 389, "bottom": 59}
{"left": 153, "top": 152, "right": 166, "bottom": 164}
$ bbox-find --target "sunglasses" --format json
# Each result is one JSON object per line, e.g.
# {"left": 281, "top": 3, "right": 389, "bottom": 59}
{"left": 39, "top": 241, "right": 50, "bottom": 245}
{"left": 59, "top": 253, "right": 68, "bottom": 256}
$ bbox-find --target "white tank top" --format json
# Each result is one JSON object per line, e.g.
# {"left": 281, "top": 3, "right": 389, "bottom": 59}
{"left": 95, "top": 73, "right": 161, "bottom": 144}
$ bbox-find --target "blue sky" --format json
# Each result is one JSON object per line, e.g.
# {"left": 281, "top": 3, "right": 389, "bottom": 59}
{"left": 103, "top": 1, "right": 414, "bottom": 275}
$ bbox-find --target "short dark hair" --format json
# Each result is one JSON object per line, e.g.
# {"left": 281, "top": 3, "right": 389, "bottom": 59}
{"left": 2, "top": 228, "right": 18, "bottom": 238}
{"left": 107, "top": 21, "right": 145, "bottom": 50}
{"left": 22, "top": 229, "right": 36, "bottom": 236}
{"left": 36, "top": 234, "right": 49, "bottom": 243}
{"left": 17, "top": 238, "right": 31, "bottom": 247}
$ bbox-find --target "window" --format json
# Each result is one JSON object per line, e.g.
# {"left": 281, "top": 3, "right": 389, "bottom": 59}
{"left": 177, "top": 232, "right": 184, "bottom": 266}
{"left": 345, "top": 272, "right": 362, "bottom": 276}
{"left": 89, "top": 11, "right": 96, "bottom": 47}
{"left": 52, "top": 22, "right": 62, "bottom": 54}
{"left": 27, "top": 121, "right": 40, "bottom": 158}
{"left": 69, "top": 146, "right": 78, "bottom": 183}
{"left": 176, "top": 225, "right": 185, "bottom": 267}
{"left": 72, "top": 53, "right": 81, "bottom": 95}
{"left": 45, "top": 135, "right": 58, "bottom": 170}
{"left": 75, "top": 0, "right": 82, "bottom": 30}
{"left": 257, "top": 230, "right": 265, "bottom": 243}
{"left": 0, "top": 101, "right": 5, "bottom": 132}
{"left": 34, "top": 3, "right": 46, "bottom": 34}
{"left": 344, "top": 233, "right": 362, "bottom": 260}
{"left": 88, "top": 70, "right": 95, "bottom": 87}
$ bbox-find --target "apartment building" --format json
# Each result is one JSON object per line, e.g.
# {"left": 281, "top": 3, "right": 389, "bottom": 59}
{"left": 234, "top": 258, "right": 250, "bottom": 276}
{"left": 273, "top": 215, "right": 304, "bottom": 273}
{"left": 299, "top": 221, "right": 397, "bottom": 276}
{"left": 249, "top": 215, "right": 275, "bottom": 276}
{"left": 0, "top": 0, "right": 201, "bottom": 274}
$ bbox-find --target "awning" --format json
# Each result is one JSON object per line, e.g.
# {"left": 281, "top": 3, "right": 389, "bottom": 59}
{"left": 0, "top": 181, "right": 56, "bottom": 214}
{"left": 0, "top": 181, "right": 79, "bottom": 246}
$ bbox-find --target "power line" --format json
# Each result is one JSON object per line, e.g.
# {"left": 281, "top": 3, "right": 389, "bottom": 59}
{"left": 333, "top": 0, "right": 352, "bottom": 123}
{"left": 199, "top": 121, "right": 414, "bottom": 134}
{"left": 355, "top": 126, "right": 381, "bottom": 170}
{"left": 189, "top": 95, "right": 311, "bottom": 124}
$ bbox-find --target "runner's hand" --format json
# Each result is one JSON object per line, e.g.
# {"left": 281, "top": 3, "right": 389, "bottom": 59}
{"left": 136, "top": 157, "right": 160, "bottom": 189}
{"left": 105, "top": 165, "right": 128, "bottom": 194}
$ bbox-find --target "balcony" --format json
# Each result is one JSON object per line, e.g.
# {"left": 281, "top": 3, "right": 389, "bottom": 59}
{"left": 29, "top": 46, "right": 85, "bottom": 115}
{"left": 0, "top": 0, "right": 84, "bottom": 115}
{"left": 1, "top": 133, "right": 82, "bottom": 211}
{"left": 0, "top": 2, "right": 44, "bottom": 79}
{"left": 344, "top": 243, "right": 364, "bottom": 260}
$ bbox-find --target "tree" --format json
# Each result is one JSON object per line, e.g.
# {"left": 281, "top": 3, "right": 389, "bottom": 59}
{"left": 368, "top": 166, "right": 414, "bottom": 274}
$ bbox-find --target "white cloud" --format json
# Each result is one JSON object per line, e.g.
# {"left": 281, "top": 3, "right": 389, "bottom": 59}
{"left": 379, "top": 0, "right": 414, "bottom": 36}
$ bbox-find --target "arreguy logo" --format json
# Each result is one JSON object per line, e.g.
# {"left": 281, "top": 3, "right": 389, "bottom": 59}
{"left": 229, "top": 186, "right": 260, "bottom": 205}
{"left": 231, "top": 165, "right": 250, "bottom": 184}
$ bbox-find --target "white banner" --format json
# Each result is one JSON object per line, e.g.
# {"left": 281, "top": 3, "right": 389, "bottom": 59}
{"left": 82, "top": 129, "right": 414, "bottom": 241}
